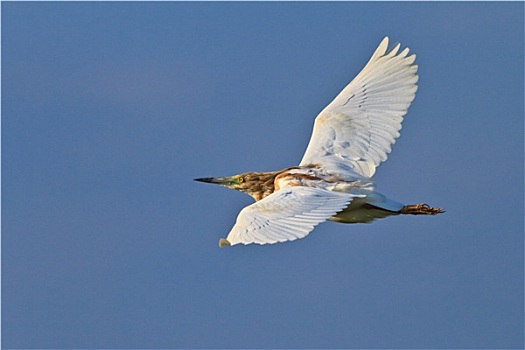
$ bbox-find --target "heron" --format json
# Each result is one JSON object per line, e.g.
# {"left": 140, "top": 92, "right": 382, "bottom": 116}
{"left": 195, "top": 37, "right": 444, "bottom": 247}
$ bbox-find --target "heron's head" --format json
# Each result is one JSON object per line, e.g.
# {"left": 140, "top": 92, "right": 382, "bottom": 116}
{"left": 194, "top": 171, "right": 276, "bottom": 201}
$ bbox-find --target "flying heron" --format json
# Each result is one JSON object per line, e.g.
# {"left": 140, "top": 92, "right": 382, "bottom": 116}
{"left": 195, "top": 37, "right": 444, "bottom": 247}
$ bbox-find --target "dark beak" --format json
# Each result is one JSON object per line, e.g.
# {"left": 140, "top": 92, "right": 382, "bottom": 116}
{"left": 194, "top": 177, "right": 230, "bottom": 185}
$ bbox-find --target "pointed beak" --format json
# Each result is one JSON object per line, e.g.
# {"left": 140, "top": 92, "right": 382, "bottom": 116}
{"left": 194, "top": 177, "right": 231, "bottom": 185}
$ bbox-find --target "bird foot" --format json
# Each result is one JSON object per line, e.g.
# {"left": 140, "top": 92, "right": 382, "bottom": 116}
{"left": 400, "top": 203, "right": 445, "bottom": 215}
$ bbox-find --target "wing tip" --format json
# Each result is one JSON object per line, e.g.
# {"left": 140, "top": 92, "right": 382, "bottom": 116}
{"left": 376, "top": 37, "right": 389, "bottom": 56}
{"left": 219, "top": 238, "right": 231, "bottom": 247}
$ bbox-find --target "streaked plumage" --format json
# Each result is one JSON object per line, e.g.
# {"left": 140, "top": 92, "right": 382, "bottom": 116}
{"left": 195, "top": 37, "right": 444, "bottom": 247}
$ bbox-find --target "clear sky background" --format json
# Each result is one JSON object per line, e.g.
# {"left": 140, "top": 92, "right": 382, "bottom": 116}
{"left": 2, "top": 2, "right": 523, "bottom": 349}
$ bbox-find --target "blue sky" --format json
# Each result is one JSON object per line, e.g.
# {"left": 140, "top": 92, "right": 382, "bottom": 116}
{"left": 2, "top": 2, "right": 523, "bottom": 349}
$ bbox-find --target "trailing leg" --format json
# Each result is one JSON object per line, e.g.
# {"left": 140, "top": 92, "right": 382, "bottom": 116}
{"left": 400, "top": 203, "right": 444, "bottom": 215}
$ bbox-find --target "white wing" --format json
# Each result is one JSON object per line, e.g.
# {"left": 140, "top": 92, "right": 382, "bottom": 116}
{"left": 223, "top": 187, "right": 360, "bottom": 246}
{"left": 300, "top": 37, "right": 418, "bottom": 179}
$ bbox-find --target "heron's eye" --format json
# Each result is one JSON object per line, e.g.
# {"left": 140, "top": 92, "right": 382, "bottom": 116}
{"left": 238, "top": 177, "right": 244, "bottom": 183}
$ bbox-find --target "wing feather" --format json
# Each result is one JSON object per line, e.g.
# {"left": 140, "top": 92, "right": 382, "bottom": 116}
{"left": 224, "top": 187, "right": 359, "bottom": 246}
{"left": 300, "top": 37, "right": 418, "bottom": 179}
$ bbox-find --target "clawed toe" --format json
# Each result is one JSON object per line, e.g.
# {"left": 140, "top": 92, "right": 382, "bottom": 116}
{"left": 401, "top": 203, "right": 445, "bottom": 215}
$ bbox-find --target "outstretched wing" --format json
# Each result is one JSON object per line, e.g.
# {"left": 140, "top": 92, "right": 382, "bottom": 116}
{"left": 222, "top": 187, "right": 360, "bottom": 246}
{"left": 300, "top": 37, "right": 418, "bottom": 179}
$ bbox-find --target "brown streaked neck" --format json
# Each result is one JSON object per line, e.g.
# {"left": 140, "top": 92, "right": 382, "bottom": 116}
{"left": 242, "top": 167, "right": 300, "bottom": 201}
